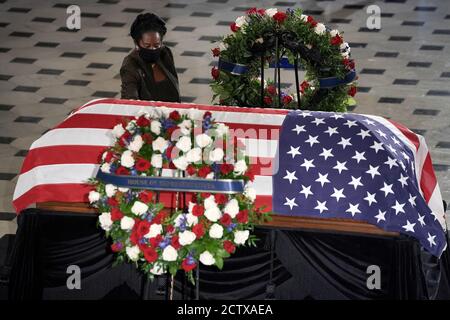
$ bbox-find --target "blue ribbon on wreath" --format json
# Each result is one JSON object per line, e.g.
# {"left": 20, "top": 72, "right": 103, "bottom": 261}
{"left": 96, "top": 170, "right": 245, "bottom": 194}
{"left": 218, "top": 58, "right": 249, "bottom": 75}
{"left": 318, "top": 70, "right": 357, "bottom": 89}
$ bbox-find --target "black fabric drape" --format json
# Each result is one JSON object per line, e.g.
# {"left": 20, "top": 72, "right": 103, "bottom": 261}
{"left": 8, "top": 209, "right": 450, "bottom": 300}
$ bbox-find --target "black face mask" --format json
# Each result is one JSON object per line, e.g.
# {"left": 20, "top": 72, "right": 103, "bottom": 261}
{"left": 138, "top": 46, "right": 162, "bottom": 63}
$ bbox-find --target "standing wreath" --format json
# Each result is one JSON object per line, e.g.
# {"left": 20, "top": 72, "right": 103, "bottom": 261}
{"left": 210, "top": 7, "right": 357, "bottom": 112}
{"left": 88, "top": 107, "right": 269, "bottom": 282}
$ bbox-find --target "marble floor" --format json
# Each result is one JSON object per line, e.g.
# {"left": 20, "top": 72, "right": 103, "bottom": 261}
{"left": 0, "top": 0, "right": 449, "bottom": 278}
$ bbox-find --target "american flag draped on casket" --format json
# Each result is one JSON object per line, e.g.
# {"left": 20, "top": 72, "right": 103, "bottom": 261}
{"left": 12, "top": 98, "right": 447, "bottom": 256}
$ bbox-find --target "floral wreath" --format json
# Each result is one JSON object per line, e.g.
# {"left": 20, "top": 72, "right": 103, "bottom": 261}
{"left": 88, "top": 107, "right": 270, "bottom": 281}
{"left": 210, "top": 7, "right": 357, "bottom": 112}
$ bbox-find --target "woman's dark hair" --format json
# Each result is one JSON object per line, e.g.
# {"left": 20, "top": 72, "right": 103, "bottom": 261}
{"left": 130, "top": 13, "right": 167, "bottom": 42}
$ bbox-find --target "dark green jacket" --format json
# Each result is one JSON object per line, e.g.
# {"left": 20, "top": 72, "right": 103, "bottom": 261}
{"left": 120, "top": 47, "right": 180, "bottom": 102}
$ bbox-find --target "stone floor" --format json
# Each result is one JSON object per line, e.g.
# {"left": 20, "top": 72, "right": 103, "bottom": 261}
{"left": 0, "top": 0, "right": 449, "bottom": 271}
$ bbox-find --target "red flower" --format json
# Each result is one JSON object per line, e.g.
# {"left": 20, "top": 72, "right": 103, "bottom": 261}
{"left": 214, "top": 193, "right": 228, "bottom": 205}
{"left": 181, "top": 259, "right": 197, "bottom": 272}
{"left": 257, "top": 8, "right": 266, "bottom": 15}
{"left": 244, "top": 166, "right": 256, "bottom": 182}
{"left": 300, "top": 80, "right": 310, "bottom": 93}
{"left": 282, "top": 95, "right": 293, "bottom": 105}
{"left": 203, "top": 111, "right": 212, "bottom": 119}
{"left": 130, "top": 230, "right": 139, "bottom": 245}
{"left": 342, "top": 58, "right": 355, "bottom": 70}
{"left": 246, "top": 7, "right": 257, "bottom": 15}
{"left": 198, "top": 166, "right": 212, "bottom": 178}
{"left": 111, "top": 242, "right": 123, "bottom": 252}
{"left": 348, "top": 86, "right": 357, "bottom": 97}
{"left": 186, "top": 164, "right": 197, "bottom": 176}
{"left": 236, "top": 210, "right": 249, "bottom": 223}
{"left": 165, "top": 145, "right": 175, "bottom": 161}
{"left": 142, "top": 133, "right": 153, "bottom": 144}
{"left": 143, "top": 246, "right": 158, "bottom": 263}
{"left": 220, "top": 163, "right": 234, "bottom": 175}
{"left": 166, "top": 126, "right": 178, "bottom": 138}
{"left": 307, "top": 16, "right": 317, "bottom": 27}
{"left": 263, "top": 96, "right": 273, "bottom": 105}
{"left": 136, "top": 158, "right": 151, "bottom": 172}
{"left": 166, "top": 224, "right": 175, "bottom": 233}
{"left": 192, "top": 205, "right": 205, "bottom": 217}
{"left": 266, "top": 85, "right": 276, "bottom": 95}
{"left": 107, "top": 197, "right": 118, "bottom": 207}
{"left": 273, "top": 11, "right": 288, "bottom": 24}
{"left": 116, "top": 166, "right": 129, "bottom": 175}
{"left": 200, "top": 193, "right": 211, "bottom": 199}
{"left": 136, "top": 115, "right": 150, "bottom": 127}
{"left": 103, "top": 151, "right": 114, "bottom": 163}
{"left": 211, "top": 47, "right": 221, "bottom": 57}
{"left": 139, "top": 190, "right": 153, "bottom": 203}
{"left": 169, "top": 110, "right": 181, "bottom": 121}
{"left": 211, "top": 67, "right": 220, "bottom": 80}
{"left": 153, "top": 211, "right": 168, "bottom": 225}
{"left": 111, "top": 208, "right": 124, "bottom": 221}
{"left": 230, "top": 22, "right": 239, "bottom": 32}
{"left": 223, "top": 240, "right": 236, "bottom": 254}
{"left": 171, "top": 235, "right": 181, "bottom": 250}
{"left": 136, "top": 220, "right": 151, "bottom": 238}
{"left": 149, "top": 234, "right": 163, "bottom": 247}
{"left": 220, "top": 214, "right": 232, "bottom": 226}
{"left": 192, "top": 223, "right": 205, "bottom": 239}
{"left": 330, "top": 34, "right": 343, "bottom": 46}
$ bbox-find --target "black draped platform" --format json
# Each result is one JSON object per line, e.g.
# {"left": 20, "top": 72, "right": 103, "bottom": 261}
{"left": 7, "top": 209, "right": 450, "bottom": 300}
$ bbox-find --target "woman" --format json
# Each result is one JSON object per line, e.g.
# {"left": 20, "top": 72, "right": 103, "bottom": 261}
{"left": 120, "top": 13, "right": 180, "bottom": 102}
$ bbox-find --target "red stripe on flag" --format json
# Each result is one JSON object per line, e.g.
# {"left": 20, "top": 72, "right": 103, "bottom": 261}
{"left": 419, "top": 153, "right": 438, "bottom": 202}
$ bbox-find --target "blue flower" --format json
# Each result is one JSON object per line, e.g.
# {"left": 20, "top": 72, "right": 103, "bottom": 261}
{"left": 227, "top": 223, "right": 237, "bottom": 232}
{"left": 159, "top": 237, "right": 171, "bottom": 249}
{"left": 162, "top": 119, "right": 175, "bottom": 129}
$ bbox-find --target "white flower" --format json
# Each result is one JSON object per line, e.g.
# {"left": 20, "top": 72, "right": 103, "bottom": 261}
{"left": 120, "top": 216, "right": 135, "bottom": 231}
{"left": 233, "top": 160, "right": 248, "bottom": 175}
{"left": 88, "top": 191, "right": 100, "bottom": 203}
{"left": 155, "top": 106, "right": 170, "bottom": 118}
{"left": 209, "top": 224, "right": 223, "bottom": 239}
{"left": 234, "top": 230, "right": 250, "bottom": 245}
{"left": 195, "top": 134, "right": 212, "bottom": 148}
{"left": 186, "top": 213, "right": 198, "bottom": 227}
{"left": 128, "top": 135, "right": 143, "bottom": 152}
{"left": 330, "top": 29, "right": 340, "bottom": 37}
{"left": 152, "top": 136, "right": 169, "bottom": 153}
{"left": 300, "top": 14, "right": 308, "bottom": 22}
{"left": 151, "top": 154, "right": 163, "bottom": 168}
{"left": 188, "top": 202, "right": 196, "bottom": 214}
{"left": 131, "top": 201, "right": 148, "bottom": 216}
{"left": 209, "top": 148, "right": 224, "bottom": 162}
{"left": 341, "top": 51, "right": 350, "bottom": 58}
{"left": 188, "top": 108, "right": 203, "bottom": 120}
{"left": 120, "top": 150, "right": 135, "bottom": 168}
{"left": 105, "top": 184, "right": 117, "bottom": 197}
{"left": 99, "top": 212, "right": 112, "bottom": 231}
{"left": 176, "top": 136, "right": 192, "bottom": 153}
{"left": 118, "top": 187, "right": 129, "bottom": 192}
{"left": 150, "top": 120, "right": 161, "bottom": 135}
{"left": 244, "top": 186, "right": 256, "bottom": 202}
{"left": 206, "top": 172, "right": 215, "bottom": 179}
{"left": 204, "top": 195, "right": 217, "bottom": 210}
{"left": 112, "top": 124, "right": 125, "bottom": 138}
{"left": 224, "top": 198, "right": 240, "bottom": 218}
{"left": 100, "top": 162, "right": 111, "bottom": 173}
{"left": 340, "top": 42, "right": 350, "bottom": 52}
{"left": 126, "top": 246, "right": 140, "bottom": 261}
{"left": 150, "top": 263, "right": 165, "bottom": 275}
{"left": 265, "top": 8, "right": 278, "bottom": 17}
{"left": 235, "top": 15, "right": 248, "bottom": 28}
{"left": 126, "top": 120, "right": 137, "bottom": 133}
{"left": 179, "top": 120, "right": 192, "bottom": 135}
{"left": 162, "top": 245, "right": 178, "bottom": 261}
{"left": 144, "top": 224, "right": 162, "bottom": 238}
{"left": 186, "top": 147, "right": 202, "bottom": 163}
{"left": 173, "top": 156, "right": 188, "bottom": 170}
{"left": 216, "top": 123, "right": 229, "bottom": 136}
{"left": 199, "top": 251, "right": 215, "bottom": 266}
{"left": 218, "top": 41, "right": 228, "bottom": 51}
{"left": 314, "top": 23, "right": 326, "bottom": 35}
{"left": 179, "top": 230, "right": 196, "bottom": 246}
{"left": 205, "top": 206, "right": 222, "bottom": 222}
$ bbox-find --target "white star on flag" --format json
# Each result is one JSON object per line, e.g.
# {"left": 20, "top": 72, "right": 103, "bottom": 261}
{"left": 363, "top": 192, "right": 377, "bottom": 206}
{"left": 348, "top": 176, "right": 363, "bottom": 190}
{"left": 333, "top": 161, "right": 348, "bottom": 174}
{"left": 319, "top": 148, "right": 334, "bottom": 160}
{"left": 283, "top": 170, "right": 298, "bottom": 184}
{"left": 287, "top": 146, "right": 301, "bottom": 159}
{"left": 305, "top": 135, "right": 320, "bottom": 147}
{"left": 402, "top": 220, "right": 416, "bottom": 233}
{"left": 311, "top": 118, "right": 325, "bottom": 126}
{"left": 384, "top": 157, "right": 398, "bottom": 169}
{"left": 366, "top": 165, "right": 381, "bottom": 179}
{"left": 374, "top": 210, "right": 386, "bottom": 223}
{"left": 370, "top": 141, "right": 384, "bottom": 153}
{"left": 324, "top": 126, "right": 339, "bottom": 136}
{"left": 380, "top": 182, "right": 394, "bottom": 197}
{"left": 331, "top": 188, "right": 346, "bottom": 202}
{"left": 314, "top": 200, "right": 328, "bottom": 213}
{"left": 315, "top": 173, "right": 331, "bottom": 187}
{"left": 284, "top": 197, "right": 298, "bottom": 210}
{"left": 356, "top": 129, "right": 371, "bottom": 140}
{"left": 392, "top": 200, "right": 406, "bottom": 215}
{"left": 346, "top": 203, "right": 361, "bottom": 217}
{"left": 427, "top": 233, "right": 436, "bottom": 247}
{"left": 300, "top": 158, "right": 315, "bottom": 172}
{"left": 299, "top": 185, "right": 314, "bottom": 199}
{"left": 352, "top": 151, "right": 366, "bottom": 163}
{"left": 398, "top": 174, "right": 409, "bottom": 187}
{"left": 292, "top": 125, "right": 306, "bottom": 135}
{"left": 337, "top": 137, "right": 352, "bottom": 149}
